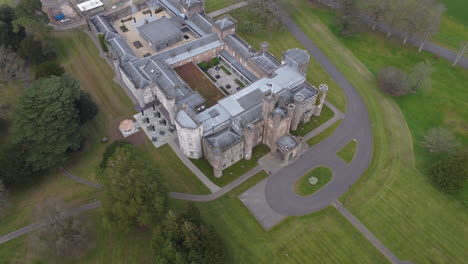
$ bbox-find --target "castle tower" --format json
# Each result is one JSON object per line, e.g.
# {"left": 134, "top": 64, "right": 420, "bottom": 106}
{"left": 261, "top": 91, "right": 276, "bottom": 123}
{"left": 282, "top": 49, "right": 311, "bottom": 75}
{"left": 212, "top": 15, "right": 237, "bottom": 40}
{"left": 179, "top": 0, "right": 204, "bottom": 18}
{"left": 212, "top": 147, "right": 223, "bottom": 178}
{"left": 243, "top": 124, "right": 255, "bottom": 160}
{"left": 314, "top": 84, "right": 329, "bottom": 116}
{"left": 291, "top": 93, "right": 305, "bottom": 131}
{"left": 175, "top": 108, "right": 204, "bottom": 159}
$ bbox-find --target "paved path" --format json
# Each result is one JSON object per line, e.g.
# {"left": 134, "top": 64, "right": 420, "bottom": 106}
{"left": 60, "top": 168, "right": 102, "bottom": 189}
{"left": 262, "top": 13, "right": 373, "bottom": 216}
{"left": 0, "top": 201, "right": 101, "bottom": 245}
{"left": 168, "top": 140, "right": 220, "bottom": 193}
{"left": 304, "top": 101, "right": 344, "bottom": 141}
{"left": 333, "top": 201, "right": 413, "bottom": 264}
{"left": 170, "top": 166, "right": 263, "bottom": 201}
{"left": 207, "top": 1, "right": 248, "bottom": 18}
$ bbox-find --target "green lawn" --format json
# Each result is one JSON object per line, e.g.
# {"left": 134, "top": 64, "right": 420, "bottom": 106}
{"left": 433, "top": 16, "right": 468, "bottom": 51}
{"left": 191, "top": 144, "right": 270, "bottom": 187}
{"left": 307, "top": 120, "right": 342, "bottom": 146}
{"left": 284, "top": 1, "right": 468, "bottom": 263}
{"left": 227, "top": 7, "right": 347, "bottom": 112}
{"left": 291, "top": 104, "right": 334, "bottom": 137}
{"left": 204, "top": 0, "right": 240, "bottom": 13}
{"left": 440, "top": 0, "right": 468, "bottom": 26}
{"left": 295, "top": 167, "right": 333, "bottom": 196}
{"left": 337, "top": 139, "right": 358, "bottom": 163}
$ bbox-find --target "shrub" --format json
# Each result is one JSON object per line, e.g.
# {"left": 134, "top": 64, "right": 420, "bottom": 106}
{"left": 75, "top": 91, "right": 99, "bottom": 124}
{"left": 99, "top": 140, "right": 131, "bottom": 169}
{"left": 97, "top": 34, "right": 109, "bottom": 53}
{"left": 235, "top": 79, "right": 245, "bottom": 88}
{"left": 429, "top": 150, "right": 468, "bottom": 193}
{"left": 209, "top": 57, "right": 220, "bottom": 67}
{"left": 377, "top": 66, "right": 411, "bottom": 96}
{"left": 34, "top": 61, "right": 65, "bottom": 79}
{"left": 197, "top": 61, "right": 209, "bottom": 71}
{"left": 423, "top": 127, "right": 460, "bottom": 154}
{"left": 120, "top": 25, "right": 129, "bottom": 32}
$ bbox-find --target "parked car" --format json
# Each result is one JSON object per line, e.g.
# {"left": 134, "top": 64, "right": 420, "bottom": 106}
{"left": 60, "top": 18, "right": 72, "bottom": 24}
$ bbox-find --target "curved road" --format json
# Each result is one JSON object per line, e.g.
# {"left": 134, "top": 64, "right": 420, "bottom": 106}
{"left": 264, "top": 15, "right": 373, "bottom": 216}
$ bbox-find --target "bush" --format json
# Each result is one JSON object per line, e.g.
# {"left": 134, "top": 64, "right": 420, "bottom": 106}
{"left": 423, "top": 127, "right": 460, "bottom": 154}
{"left": 208, "top": 57, "right": 220, "bottom": 67}
{"left": 120, "top": 25, "right": 129, "bottom": 32}
{"left": 76, "top": 91, "right": 99, "bottom": 124}
{"left": 34, "top": 61, "right": 65, "bottom": 79}
{"left": 99, "top": 140, "right": 131, "bottom": 169}
{"left": 429, "top": 150, "right": 468, "bottom": 193}
{"left": 235, "top": 79, "right": 245, "bottom": 88}
{"left": 377, "top": 66, "right": 411, "bottom": 96}
{"left": 197, "top": 61, "right": 210, "bottom": 71}
{"left": 97, "top": 34, "right": 109, "bottom": 53}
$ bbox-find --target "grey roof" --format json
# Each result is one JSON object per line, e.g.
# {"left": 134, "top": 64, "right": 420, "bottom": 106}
{"left": 140, "top": 59, "right": 190, "bottom": 99}
{"left": 122, "top": 61, "right": 151, "bottom": 89}
{"left": 219, "top": 50, "right": 258, "bottom": 82}
{"left": 176, "top": 109, "right": 198, "bottom": 129}
{"left": 291, "top": 82, "right": 319, "bottom": 100}
{"left": 205, "top": 126, "right": 243, "bottom": 151}
{"left": 108, "top": 37, "right": 138, "bottom": 64}
{"left": 196, "top": 104, "right": 232, "bottom": 135}
{"left": 214, "top": 15, "right": 236, "bottom": 30}
{"left": 224, "top": 34, "right": 253, "bottom": 59}
{"left": 138, "top": 17, "right": 182, "bottom": 46}
{"left": 250, "top": 52, "right": 281, "bottom": 75}
{"left": 90, "top": 15, "right": 120, "bottom": 40}
{"left": 272, "top": 107, "right": 287, "bottom": 118}
{"left": 176, "top": 91, "right": 206, "bottom": 109}
{"left": 187, "top": 13, "right": 213, "bottom": 36}
{"left": 276, "top": 135, "right": 298, "bottom": 152}
{"left": 283, "top": 48, "right": 310, "bottom": 65}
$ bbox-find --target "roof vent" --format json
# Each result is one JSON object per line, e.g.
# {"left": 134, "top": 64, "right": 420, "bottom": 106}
{"left": 209, "top": 109, "right": 220, "bottom": 118}
{"left": 150, "top": 69, "right": 154, "bottom": 73}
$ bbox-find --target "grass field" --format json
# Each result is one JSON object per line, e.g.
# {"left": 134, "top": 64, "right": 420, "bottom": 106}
{"left": 191, "top": 144, "right": 270, "bottom": 187}
{"left": 307, "top": 120, "right": 342, "bottom": 146}
{"left": 175, "top": 63, "right": 225, "bottom": 106}
{"left": 337, "top": 139, "right": 358, "bottom": 163}
{"left": 204, "top": 0, "right": 240, "bottom": 13}
{"left": 295, "top": 167, "right": 333, "bottom": 196}
{"left": 440, "top": 0, "right": 468, "bottom": 26}
{"left": 291, "top": 104, "right": 334, "bottom": 137}
{"left": 284, "top": 1, "right": 468, "bottom": 263}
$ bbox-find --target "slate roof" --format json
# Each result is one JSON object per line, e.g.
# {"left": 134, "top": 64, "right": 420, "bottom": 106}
{"left": 188, "top": 13, "right": 213, "bottom": 36}
{"left": 283, "top": 48, "right": 310, "bottom": 65}
{"left": 176, "top": 109, "right": 198, "bottom": 129}
{"left": 138, "top": 17, "right": 182, "bottom": 46}
{"left": 205, "top": 126, "right": 243, "bottom": 151}
{"left": 180, "top": 0, "right": 202, "bottom": 8}
{"left": 224, "top": 34, "right": 253, "bottom": 59}
{"left": 107, "top": 37, "right": 138, "bottom": 64}
{"left": 90, "top": 15, "right": 120, "bottom": 40}
{"left": 219, "top": 50, "right": 258, "bottom": 82}
{"left": 250, "top": 52, "right": 282, "bottom": 75}
{"left": 214, "top": 15, "right": 236, "bottom": 30}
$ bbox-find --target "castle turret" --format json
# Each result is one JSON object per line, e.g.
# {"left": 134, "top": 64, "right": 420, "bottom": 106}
{"left": 291, "top": 93, "right": 305, "bottom": 131}
{"left": 262, "top": 91, "right": 276, "bottom": 122}
{"left": 282, "top": 49, "right": 310, "bottom": 75}
{"left": 212, "top": 147, "right": 223, "bottom": 178}
{"left": 243, "top": 124, "right": 255, "bottom": 160}
{"left": 314, "top": 84, "right": 328, "bottom": 116}
{"left": 175, "top": 108, "right": 204, "bottom": 159}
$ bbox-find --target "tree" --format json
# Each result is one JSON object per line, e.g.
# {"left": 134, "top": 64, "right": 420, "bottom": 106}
{"left": 15, "top": 0, "right": 48, "bottom": 23}
{"left": 423, "top": 127, "right": 460, "bottom": 154}
{"left": 0, "top": 142, "right": 35, "bottom": 186}
{"left": 0, "top": 46, "right": 29, "bottom": 81}
{"left": 0, "top": 180, "right": 8, "bottom": 217}
{"left": 152, "top": 203, "right": 226, "bottom": 264}
{"left": 11, "top": 75, "right": 82, "bottom": 172}
{"left": 453, "top": 41, "right": 467, "bottom": 67}
{"left": 17, "top": 36, "right": 56, "bottom": 65}
{"left": 99, "top": 144, "right": 168, "bottom": 231}
{"left": 30, "top": 199, "right": 91, "bottom": 259}
{"left": 358, "top": 0, "right": 390, "bottom": 30}
{"left": 337, "top": 0, "right": 361, "bottom": 36}
{"left": 245, "top": 0, "right": 284, "bottom": 36}
{"left": 34, "top": 61, "right": 64, "bottom": 79}
{"left": 409, "top": 60, "right": 433, "bottom": 91}
{"left": 416, "top": 2, "right": 445, "bottom": 52}
{"left": 429, "top": 150, "right": 468, "bottom": 192}
{"left": 76, "top": 91, "right": 99, "bottom": 124}
{"left": 99, "top": 140, "right": 132, "bottom": 169}
{"left": 0, "top": 4, "right": 26, "bottom": 50}
{"left": 377, "top": 66, "right": 411, "bottom": 96}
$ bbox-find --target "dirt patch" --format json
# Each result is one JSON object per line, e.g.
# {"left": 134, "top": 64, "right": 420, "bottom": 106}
{"left": 174, "top": 63, "right": 225, "bottom": 107}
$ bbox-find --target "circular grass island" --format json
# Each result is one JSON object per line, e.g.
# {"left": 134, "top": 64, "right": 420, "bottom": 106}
{"left": 294, "top": 167, "right": 333, "bottom": 196}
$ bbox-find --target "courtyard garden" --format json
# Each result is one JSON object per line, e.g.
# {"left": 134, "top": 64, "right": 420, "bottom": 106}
{"left": 174, "top": 62, "right": 225, "bottom": 106}
{"left": 295, "top": 167, "right": 333, "bottom": 196}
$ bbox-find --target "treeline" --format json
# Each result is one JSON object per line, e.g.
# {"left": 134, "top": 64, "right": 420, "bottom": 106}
{"left": 0, "top": 1, "right": 98, "bottom": 189}
{"left": 337, "top": 0, "right": 445, "bottom": 49}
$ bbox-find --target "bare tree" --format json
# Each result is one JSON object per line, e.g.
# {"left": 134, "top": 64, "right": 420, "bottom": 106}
{"left": 423, "top": 127, "right": 460, "bottom": 154}
{"left": 453, "top": 41, "right": 467, "bottom": 67}
{"left": 416, "top": 1, "right": 445, "bottom": 52}
{"left": 377, "top": 66, "right": 411, "bottom": 96}
{"left": 247, "top": 0, "right": 284, "bottom": 36}
{"left": 30, "top": 199, "right": 91, "bottom": 259}
{"left": 0, "top": 180, "right": 8, "bottom": 217}
{"left": 0, "top": 46, "right": 29, "bottom": 82}
{"left": 358, "top": 0, "right": 390, "bottom": 30}
{"left": 410, "top": 60, "right": 433, "bottom": 91}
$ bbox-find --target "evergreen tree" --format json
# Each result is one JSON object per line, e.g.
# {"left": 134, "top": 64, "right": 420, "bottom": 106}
{"left": 34, "top": 61, "right": 65, "bottom": 79}
{"left": 11, "top": 75, "right": 82, "bottom": 172}
{"left": 76, "top": 91, "right": 99, "bottom": 124}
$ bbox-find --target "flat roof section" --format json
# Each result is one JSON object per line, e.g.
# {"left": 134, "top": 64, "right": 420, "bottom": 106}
{"left": 137, "top": 17, "right": 182, "bottom": 47}
{"left": 77, "top": 0, "right": 103, "bottom": 12}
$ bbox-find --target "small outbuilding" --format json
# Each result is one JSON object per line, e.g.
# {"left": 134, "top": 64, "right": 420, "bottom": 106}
{"left": 137, "top": 17, "right": 183, "bottom": 52}
{"left": 76, "top": 0, "right": 104, "bottom": 15}
{"left": 119, "top": 119, "right": 138, "bottom": 137}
